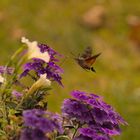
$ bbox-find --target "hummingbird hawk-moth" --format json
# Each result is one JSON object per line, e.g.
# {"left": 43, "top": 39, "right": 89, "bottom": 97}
{"left": 75, "top": 46, "right": 101, "bottom": 72}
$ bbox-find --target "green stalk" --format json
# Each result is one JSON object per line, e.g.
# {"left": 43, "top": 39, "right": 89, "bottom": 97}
{"left": 1, "top": 46, "right": 26, "bottom": 100}
{"left": 72, "top": 123, "right": 80, "bottom": 139}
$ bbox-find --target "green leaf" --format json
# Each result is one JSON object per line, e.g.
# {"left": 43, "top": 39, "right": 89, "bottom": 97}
{"left": 0, "top": 130, "right": 6, "bottom": 136}
{"left": 6, "top": 101, "right": 17, "bottom": 109}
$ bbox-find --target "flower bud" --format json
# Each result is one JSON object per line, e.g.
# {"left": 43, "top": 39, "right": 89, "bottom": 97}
{"left": 28, "top": 74, "right": 51, "bottom": 95}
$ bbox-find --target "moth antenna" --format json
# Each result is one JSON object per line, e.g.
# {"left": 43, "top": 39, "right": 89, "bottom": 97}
{"left": 78, "top": 53, "right": 81, "bottom": 57}
{"left": 70, "top": 51, "right": 76, "bottom": 57}
{"left": 59, "top": 56, "right": 69, "bottom": 66}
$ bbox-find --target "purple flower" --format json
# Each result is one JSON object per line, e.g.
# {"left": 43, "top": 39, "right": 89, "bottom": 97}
{"left": 71, "top": 90, "right": 89, "bottom": 101}
{"left": 51, "top": 113, "right": 64, "bottom": 134}
{"left": 38, "top": 43, "right": 61, "bottom": 62}
{"left": 92, "top": 107, "right": 108, "bottom": 124}
{"left": 74, "top": 135, "right": 93, "bottom": 140}
{"left": 45, "top": 61, "right": 63, "bottom": 86}
{"left": 0, "top": 66, "right": 14, "bottom": 75}
{"left": 12, "top": 90, "right": 22, "bottom": 99}
{"left": 101, "top": 127, "right": 120, "bottom": 136}
{"left": 20, "top": 59, "right": 46, "bottom": 77}
{"left": 20, "top": 43, "right": 63, "bottom": 86}
{"left": 62, "top": 99, "right": 92, "bottom": 124}
{"left": 23, "top": 109, "right": 63, "bottom": 134}
{"left": 20, "top": 128, "right": 48, "bottom": 140}
{"left": 78, "top": 127, "right": 110, "bottom": 140}
{"left": 79, "top": 127, "right": 97, "bottom": 138}
{"left": 62, "top": 90, "right": 127, "bottom": 139}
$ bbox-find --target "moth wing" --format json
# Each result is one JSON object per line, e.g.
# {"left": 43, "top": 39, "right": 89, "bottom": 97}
{"left": 81, "top": 46, "right": 93, "bottom": 58}
{"left": 85, "top": 53, "right": 101, "bottom": 66}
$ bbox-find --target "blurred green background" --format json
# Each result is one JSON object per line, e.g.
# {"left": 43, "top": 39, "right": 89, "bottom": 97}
{"left": 0, "top": 0, "right": 140, "bottom": 139}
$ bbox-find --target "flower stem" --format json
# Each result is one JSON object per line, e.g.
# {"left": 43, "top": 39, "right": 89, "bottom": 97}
{"left": 72, "top": 123, "right": 80, "bottom": 139}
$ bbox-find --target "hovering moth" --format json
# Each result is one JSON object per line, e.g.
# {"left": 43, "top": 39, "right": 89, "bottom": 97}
{"left": 74, "top": 46, "right": 101, "bottom": 72}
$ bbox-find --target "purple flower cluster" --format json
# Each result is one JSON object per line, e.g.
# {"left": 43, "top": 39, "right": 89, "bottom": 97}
{"left": 62, "top": 90, "right": 127, "bottom": 140}
{"left": 21, "top": 44, "right": 63, "bottom": 85}
{"left": 20, "top": 109, "right": 63, "bottom": 140}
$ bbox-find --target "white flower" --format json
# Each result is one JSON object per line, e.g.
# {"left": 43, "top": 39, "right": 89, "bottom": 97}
{"left": 0, "top": 75, "right": 4, "bottom": 83}
{"left": 35, "top": 74, "right": 51, "bottom": 88}
{"left": 28, "top": 74, "right": 51, "bottom": 94}
{"left": 21, "top": 37, "right": 50, "bottom": 63}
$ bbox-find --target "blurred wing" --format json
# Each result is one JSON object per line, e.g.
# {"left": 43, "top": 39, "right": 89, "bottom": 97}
{"left": 80, "top": 46, "right": 93, "bottom": 58}
{"left": 85, "top": 53, "right": 101, "bottom": 66}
